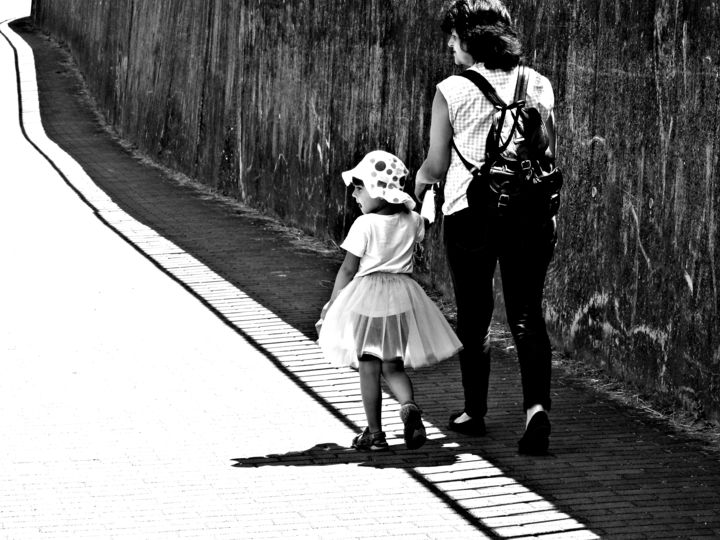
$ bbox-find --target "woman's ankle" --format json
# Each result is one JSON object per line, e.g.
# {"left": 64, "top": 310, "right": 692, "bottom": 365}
{"left": 525, "top": 404, "right": 546, "bottom": 427}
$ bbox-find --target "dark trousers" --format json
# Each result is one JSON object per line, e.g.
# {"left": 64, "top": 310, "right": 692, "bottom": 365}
{"left": 443, "top": 207, "right": 556, "bottom": 417}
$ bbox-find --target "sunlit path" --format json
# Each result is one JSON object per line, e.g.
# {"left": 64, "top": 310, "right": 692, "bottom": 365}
{"left": 0, "top": 4, "right": 600, "bottom": 538}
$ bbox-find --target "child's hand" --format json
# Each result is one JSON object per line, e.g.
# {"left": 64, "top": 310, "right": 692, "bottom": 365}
{"left": 315, "top": 300, "right": 332, "bottom": 335}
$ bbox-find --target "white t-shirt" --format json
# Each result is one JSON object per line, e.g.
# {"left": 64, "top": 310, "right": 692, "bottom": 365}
{"left": 341, "top": 212, "right": 425, "bottom": 277}
{"left": 437, "top": 63, "right": 555, "bottom": 215}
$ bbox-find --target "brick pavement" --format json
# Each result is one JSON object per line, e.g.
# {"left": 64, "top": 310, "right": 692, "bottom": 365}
{"left": 2, "top": 16, "right": 720, "bottom": 539}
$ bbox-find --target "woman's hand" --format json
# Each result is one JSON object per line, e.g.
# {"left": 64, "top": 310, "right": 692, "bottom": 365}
{"left": 414, "top": 178, "right": 430, "bottom": 201}
{"left": 419, "top": 189, "right": 437, "bottom": 225}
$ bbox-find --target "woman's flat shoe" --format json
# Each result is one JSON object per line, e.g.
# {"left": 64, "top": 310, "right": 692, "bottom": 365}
{"left": 447, "top": 411, "right": 486, "bottom": 436}
{"left": 518, "top": 411, "right": 551, "bottom": 455}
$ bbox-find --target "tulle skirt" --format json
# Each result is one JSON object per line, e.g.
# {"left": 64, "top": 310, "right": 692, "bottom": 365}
{"left": 317, "top": 272, "right": 463, "bottom": 369}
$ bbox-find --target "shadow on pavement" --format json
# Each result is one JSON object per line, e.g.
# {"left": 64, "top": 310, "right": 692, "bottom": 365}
{"left": 232, "top": 441, "right": 462, "bottom": 469}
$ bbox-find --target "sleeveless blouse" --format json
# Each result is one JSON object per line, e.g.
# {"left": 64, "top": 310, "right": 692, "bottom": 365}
{"left": 436, "top": 63, "right": 555, "bottom": 216}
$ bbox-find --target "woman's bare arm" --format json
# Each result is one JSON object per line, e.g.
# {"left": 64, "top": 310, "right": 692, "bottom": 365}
{"left": 546, "top": 109, "right": 557, "bottom": 158}
{"left": 415, "top": 90, "right": 453, "bottom": 199}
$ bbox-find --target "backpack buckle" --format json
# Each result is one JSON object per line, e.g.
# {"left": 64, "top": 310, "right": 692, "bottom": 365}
{"left": 497, "top": 193, "right": 510, "bottom": 215}
{"left": 520, "top": 160, "right": 533, "bottom": 183}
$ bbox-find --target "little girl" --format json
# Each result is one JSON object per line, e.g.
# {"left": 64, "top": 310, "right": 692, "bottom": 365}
{"left": 317, "top": 150, "right": 462, "bottom": 451}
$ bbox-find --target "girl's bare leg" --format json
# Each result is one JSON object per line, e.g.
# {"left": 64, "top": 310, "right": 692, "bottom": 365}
{"left": 381, "top": 359, "right": 414, "bottom": 405}
{"left": 383, "top": 359, "right": 426, "bottom": 449}
{"left": 358, "top": 355, "right": 382, "bottom": 432}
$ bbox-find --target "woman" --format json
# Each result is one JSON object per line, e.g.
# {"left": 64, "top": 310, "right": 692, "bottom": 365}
{"left": 415, "top": 0, "right": 557, "bottom": 455}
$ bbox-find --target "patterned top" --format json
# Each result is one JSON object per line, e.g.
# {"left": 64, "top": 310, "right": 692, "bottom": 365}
{"left": 341, "top": 212, "right": 425, "bottom": 277}
{"left": 436, "top": 63, "right": 555, "bottom": 215}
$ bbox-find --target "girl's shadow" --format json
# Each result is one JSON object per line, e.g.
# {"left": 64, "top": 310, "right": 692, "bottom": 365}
{"left": 232, "top": 439, "right": 464, "bottom": 469}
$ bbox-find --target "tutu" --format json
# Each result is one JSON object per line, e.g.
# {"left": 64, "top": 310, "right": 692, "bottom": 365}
{"left": 318, "top": 272, "right": 463, "bottom": 369}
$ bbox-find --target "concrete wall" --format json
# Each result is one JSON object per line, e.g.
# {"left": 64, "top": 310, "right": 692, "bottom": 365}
{"left": 31, "top": 0, "right": 720, "bottom": 421}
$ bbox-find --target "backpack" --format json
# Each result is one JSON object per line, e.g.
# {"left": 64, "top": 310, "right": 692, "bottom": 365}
{"left": 453, "top": 64, "right": 563, "bottom": 220}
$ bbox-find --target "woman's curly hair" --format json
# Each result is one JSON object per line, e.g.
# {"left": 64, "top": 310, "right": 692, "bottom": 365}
{"left": 441, "top": 0, "right": 522, "bottom": 71}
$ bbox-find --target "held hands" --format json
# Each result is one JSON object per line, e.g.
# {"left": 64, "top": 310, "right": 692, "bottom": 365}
{"left": 419, "top": 189, "right": 436, "bottom": 225}
{"left": 414, "top": 172, "right": 438, "bottom": 225}
{"left": 414, "top": 177, "right": 430, "bottom": 201}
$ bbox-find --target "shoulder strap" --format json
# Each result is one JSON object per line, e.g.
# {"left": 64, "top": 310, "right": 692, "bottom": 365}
{"left": 449, "top": 69, "right": 503, "bottom": 174}
{"left": 513, "top": 63, "right": 529, "bottom": 103}
{"left": 451, "top": 65, "right": 529, "bottom": 175}
{"left": 451, "top": 138, "right": 481, "bottom": 175}
{"left": 458, "top": 70, "right": 506, "bottom": 109}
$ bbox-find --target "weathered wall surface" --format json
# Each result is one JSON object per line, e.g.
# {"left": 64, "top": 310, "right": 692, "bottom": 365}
{"left": 31, "top": 0, "right": 720, "bottom": 421}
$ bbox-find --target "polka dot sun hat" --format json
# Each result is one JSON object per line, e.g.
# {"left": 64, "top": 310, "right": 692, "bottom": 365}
{"left": 341, "top": 150, "right": 416, "bottom": 211}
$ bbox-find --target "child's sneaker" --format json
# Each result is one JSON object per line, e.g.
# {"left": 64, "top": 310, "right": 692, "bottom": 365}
{"left": 400, "top": 402, "right": 427, "bottom": 450}
{"left": 351, "top": 427, "right": 389, "bottom": 451}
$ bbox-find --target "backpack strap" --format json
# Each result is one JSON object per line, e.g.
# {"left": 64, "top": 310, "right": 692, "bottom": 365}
{"left": 513, "top": 63, "right": 529, "bottom": 103}
{"left": 450, "top": 64, "right": 529, "bottom": 179}
{"left": 458, "top": 70, "right": 507, "bottom": 109}
{"left": 451, "top": 138, "right": 481, "bottom": 175}
{"left": 450, "top": 69, "right": 502, "bottom": 175}
{"left": 460, "top": 65, "right": 530, "bottom": 109}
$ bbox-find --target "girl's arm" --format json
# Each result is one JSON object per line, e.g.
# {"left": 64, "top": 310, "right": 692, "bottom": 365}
{"left": 415, "top": 89, "right": 453, "bottom": 200}
{"left": 330, "top": 251, "right": 361, "bottom": 301}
